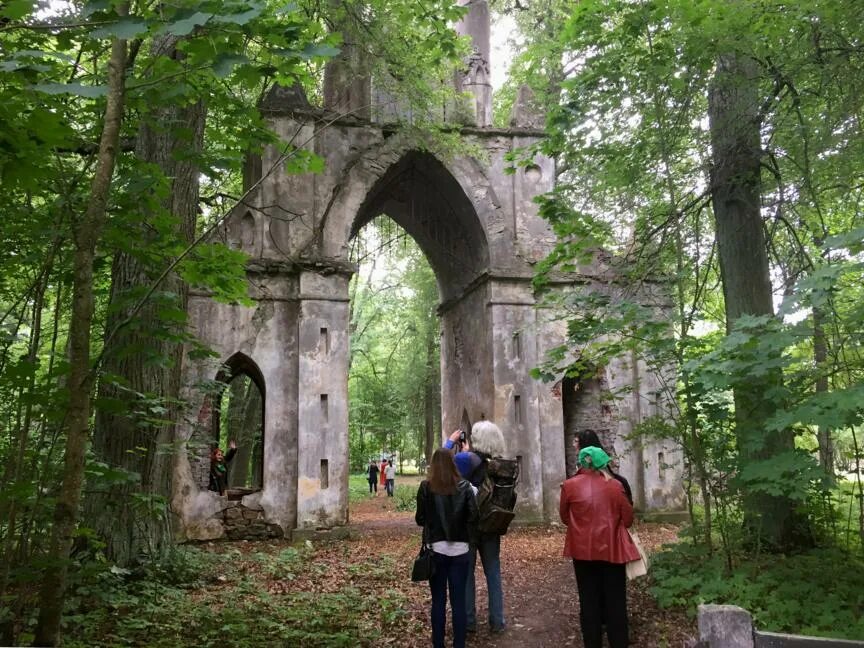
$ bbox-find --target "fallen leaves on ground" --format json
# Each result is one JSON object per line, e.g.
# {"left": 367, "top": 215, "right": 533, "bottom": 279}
{"left": 201, "top": 491, "right": 695, "bottom": 647}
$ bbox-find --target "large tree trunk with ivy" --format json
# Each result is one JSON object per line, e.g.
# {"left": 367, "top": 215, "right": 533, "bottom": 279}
{"left": 708, "top": 53, "right": 808, "bottom": 550}
{"left": 35, "top": 26, "right": 129, "bottom": 648}
{"left": 84, "top": 36, "right": 205, "bottom": 566}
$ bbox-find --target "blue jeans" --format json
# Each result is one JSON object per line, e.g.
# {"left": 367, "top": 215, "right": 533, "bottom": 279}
{"left": 466, "top": 533, "right": 504, "bottom": 630}
{"left": 386, "top": 478, "right": 394, "bottom": 496}
{"left": 430, "top": 551, "right": 470, "bottom": 648}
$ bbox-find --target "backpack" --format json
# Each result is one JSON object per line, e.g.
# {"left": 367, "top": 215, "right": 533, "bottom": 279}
{"left": 475, "top": 457, "right": 520, "bottom": 535}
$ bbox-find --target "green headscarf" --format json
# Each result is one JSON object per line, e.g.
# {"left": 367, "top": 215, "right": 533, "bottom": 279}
{"left": 578, "top": 446, "right": 610, "bottom": 471}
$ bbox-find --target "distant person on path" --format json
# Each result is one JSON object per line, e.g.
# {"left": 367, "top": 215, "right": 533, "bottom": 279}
{"left": 379, "top": 458, "right": 387, "bottom": 491}
{"left": 385, "top": 459, "right": 396, "bottom": 497}
{"left": 444, "top": 421, "right": 508, "bottom": 634}
{"left": 367, "top": 460, "right": 380, "bottom": 496}
{"left": 575, "top": 429, "right": 633, "bottom": 505}
{"left": 560, "top": 446, "right": 640, "bottom": 648}
{"left": 415, "top": 448, "right": 478, "bottom": 648}
{"left": 208, "top": 440, "right": 237, "bottom": 495}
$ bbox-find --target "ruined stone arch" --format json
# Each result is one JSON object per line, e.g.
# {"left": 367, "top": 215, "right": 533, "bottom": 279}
{"left": 319, "top": 136, "right": 502, "bottom": 276}
{"left": 170, "top": 0, "right": 687, "bottom": 544}
{"left": 346, "top": 150, "right": 492, "bottom": 303}
{"left": 175, "top": 105, "right": 685, "bottom": 542}
{"left": 215, "top": 352, "right": 267, "bottom": 399}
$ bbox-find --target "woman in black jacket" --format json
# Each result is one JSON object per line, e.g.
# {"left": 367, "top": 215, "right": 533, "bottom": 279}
{"left": 416, "top": 448, "right": 478, "bottom": 648}
{"left": 208, "top": 440, "right": 237, "bottom": 495}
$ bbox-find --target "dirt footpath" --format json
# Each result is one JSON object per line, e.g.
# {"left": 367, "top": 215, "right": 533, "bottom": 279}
{"left": 349, "top": 487, "right": 694, "bottom": 647}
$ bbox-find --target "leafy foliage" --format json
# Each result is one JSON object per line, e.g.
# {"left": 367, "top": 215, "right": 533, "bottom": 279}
{"left": 348, "top": 217, "right": 440, "bottom": 470}
{"left": 0, "top": 0, "right": 468, "bottom": 640}
{"left": 650, "top": 542, "right": 864, "bottom": 640}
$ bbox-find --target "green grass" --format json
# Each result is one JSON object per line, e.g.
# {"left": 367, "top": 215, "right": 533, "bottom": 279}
{"left": 348, "top": 472, "right": 423, "bottom": 504}
{"left": 349, "top": 473, "right": 373, "bottom": 502}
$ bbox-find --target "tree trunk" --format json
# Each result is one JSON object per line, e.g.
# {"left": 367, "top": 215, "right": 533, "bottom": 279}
{"left": 35, "top": 22, "right": 129, "bottom": 646}
{"left": 423, "top": 336, "right": 437, "bottom": 464}
{"left": 813, "top": 305, "right": 833, "bottom": 479}
{"left": 708, "top": 53, "right": 808, "bottom": 549}
{"left": 85, "top": 35, "right": 205, "bottom": 566}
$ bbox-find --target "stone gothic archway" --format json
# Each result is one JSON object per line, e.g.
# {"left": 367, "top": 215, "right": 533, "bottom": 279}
{"left": 172, "top": 90, "right": 685, "bottom": 542}
{"left": 350, "top": 150, "right": 490, "bottom": 304}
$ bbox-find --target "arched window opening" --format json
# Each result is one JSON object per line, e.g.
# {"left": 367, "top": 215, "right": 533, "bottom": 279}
{"left": 562, "top": 374, "right": 615, "bottom": 478}
{"left": 211, "top": 354, "right": 265, "bottom": 496}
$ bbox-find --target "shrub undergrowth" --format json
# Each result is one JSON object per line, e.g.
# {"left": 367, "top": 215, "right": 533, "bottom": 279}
{"left": 14, "top": 543, "right": 407, "bottom": 647}
{"left": 650, "top": 539, "right": 864, "bottom": 640}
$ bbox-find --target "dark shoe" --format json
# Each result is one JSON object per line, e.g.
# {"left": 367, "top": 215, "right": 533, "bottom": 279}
{"left": 466, "top": 625, "right": 476, "bottom": 634}
{"left": 490, "top": 625, "right": 506, "bottom": 634}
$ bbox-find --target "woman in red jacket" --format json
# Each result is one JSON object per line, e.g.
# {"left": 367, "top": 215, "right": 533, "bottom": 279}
{"left": 559, "top": 446, "right": 640, "bottom": 648}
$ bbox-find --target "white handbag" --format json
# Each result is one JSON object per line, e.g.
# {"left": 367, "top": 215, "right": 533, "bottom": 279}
{"left": 625, "top": 529, "right": 649, "bottom": 580}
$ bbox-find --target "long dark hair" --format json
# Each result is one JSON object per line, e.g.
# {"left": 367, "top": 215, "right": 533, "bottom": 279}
{"left": 428, "top": 448, "right": 460, "bottom": 495}
{"left": 577, "top": 429, "right": 605, "bottom": 452}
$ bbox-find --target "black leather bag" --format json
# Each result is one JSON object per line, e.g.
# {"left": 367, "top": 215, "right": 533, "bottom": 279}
{"left": 411, "top": 488, "right": 435, "bottom": 582}
{"left": 411, "top": 542, "right": 435, "bottom": 582}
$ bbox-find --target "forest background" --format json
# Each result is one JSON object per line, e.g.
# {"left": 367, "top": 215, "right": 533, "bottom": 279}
{"left": 1, "top": 0, "right": 864, "bottom": 645}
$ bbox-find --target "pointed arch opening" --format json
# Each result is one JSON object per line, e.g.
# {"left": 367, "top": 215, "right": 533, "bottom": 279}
{"left": 211, "top": 353, "right": 266, "bottom": 495}
{"left": 351, "top": 151, "right": 490, "bottom": 304}
{"left": 346, "top": 151, "right": 493, "bottom": 476}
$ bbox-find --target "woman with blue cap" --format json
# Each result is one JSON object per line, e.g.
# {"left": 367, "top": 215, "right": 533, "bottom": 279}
{"left": 559, "top": 446, "right": 640, "bottom": 648}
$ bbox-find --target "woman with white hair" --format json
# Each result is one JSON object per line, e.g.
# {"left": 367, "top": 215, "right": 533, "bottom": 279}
{"left": 444, "top": 420, "right": 507, "bottom": 634}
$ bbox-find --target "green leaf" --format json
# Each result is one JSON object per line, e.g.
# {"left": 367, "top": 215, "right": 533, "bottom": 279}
{"left": 284, "top": 149, "right": 325, "bottom": 175}
{"left": 212, "top": 53, "right": 250, "bottom": 78}
{"left": 824, "top": 227, "right": 864, "bottom": 253}
{"left": 212, "top": 6, "right": 263, "bottom": 25}
{"left": 89, "top": 17, "right": 149, "bottom": 39}
{"left": 299, "top": 43, "right": 341, "bottom": 60}
{"left": 82, "top": 0, "right": 110, "bottom": 17}
{"left": 275, "top": 2, "right": 299, "bottom": 15}
{"left": 32, "top": 82, "right": 108, "bottom": 97}
{"left": 1, "top": 0, "right": 35, "bottom": 20}
{"left": 160, "top": 12, "right": 212, "bottom": 36}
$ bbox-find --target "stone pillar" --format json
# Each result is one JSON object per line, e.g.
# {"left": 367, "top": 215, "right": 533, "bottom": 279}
{"left": 295, "top": 270, "right": 351, "bottom": 529}
{"left": 455, "top": 0, "right": 492, "bottom": 127}
{"left": 698, "top": 605, "right": 754, "bottom": 648}
{"left": 489, "top": 278, "right": 545, "bottom": 523}
{"left": 536, "top": 317, "right": 567, "bottom": 521}
{"left": 322, "top": 13, "right": 371, "bottom": 119}
{"left": 455, "top": 0, "right": 490, "bottom": 62}
{"left": 439, "top": 283, "right": 494, "bottom": 435}
{"left": 509, "top": 84, "right": 545, "bottom": 130}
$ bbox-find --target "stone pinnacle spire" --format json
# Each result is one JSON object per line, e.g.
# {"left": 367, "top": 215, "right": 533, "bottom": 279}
{"left": 455, "top": 0, "right": 492, "bottom": 127}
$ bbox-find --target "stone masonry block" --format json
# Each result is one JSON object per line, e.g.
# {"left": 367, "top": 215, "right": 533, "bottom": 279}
{"left": 698, "top": 604, "right": 754, "bottom": 648}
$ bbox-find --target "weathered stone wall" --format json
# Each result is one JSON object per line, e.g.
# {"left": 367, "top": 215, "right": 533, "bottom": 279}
{"left": 294, "top": 271, "right": 350, "bottom": 530}
{"left": 219, "top": 499, "right": 283, "bottom": 541}
{"left": 172, "top": 272, "right": 300, "bottom": 542}
{"left": 440, "top": 282, "right": 494, "bottom": 433}
{"left": 174, "top": 94, "right": 685, "bottom": 541}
